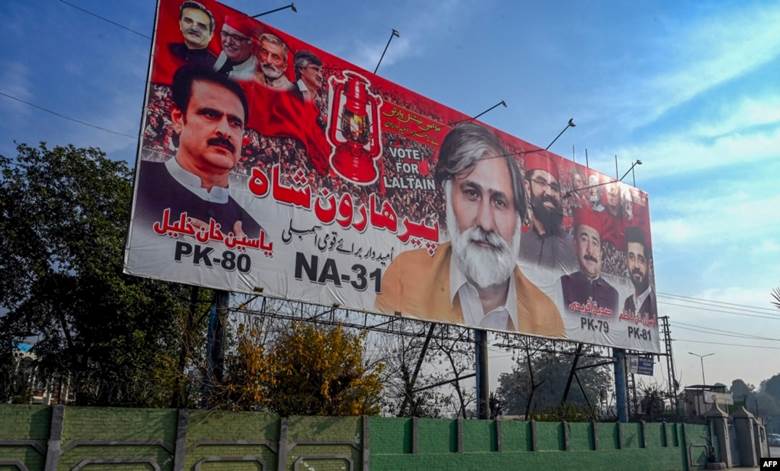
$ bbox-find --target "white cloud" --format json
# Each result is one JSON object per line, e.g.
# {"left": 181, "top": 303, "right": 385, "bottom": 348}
{"left": 607, "top": 116, "right": 780, "bottom": 181}
{"left": 581, "top": 3, "right": 780, "bottom": 133}
{"left": 691, "top": 95, "right": 780, "bottom": 138}
{"left": 652, "top": 192, "right": 780, "bottom": 247}
{"left": 644, "top": 5, "right": 780, "bottom": 125}
{"left": 343, "top": 0, "right": 464, "bottom": 71}
{"left": 652, "top": 218, "right": 696, "bottom": 244}
{"left": 349, "top": 35, "right": 413, "bottom": 72}
{"left": 752, "top": 239, "right": 780, "bottom": 256}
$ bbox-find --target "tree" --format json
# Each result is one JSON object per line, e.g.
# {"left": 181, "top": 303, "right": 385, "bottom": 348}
{"left": 761, "top": 374, "right": 780, "bottom": 405}
{"left": 378, "top": 329, "right": 453, "bottom": 418}
{"left": 216, "top": 322, "right": 383, "bottom": 415}
{"left": 496, "top": 344, "right": 611, "bottom": 419}
{"left": 428, "top": 330, "right": 476, "bottom": 418}
{"left": 0, "top": 143, "right": 208, "bottom": 406}
{"left": 751, "top": 391, "right": 780, "bottom": 416}
{"left": 730, "top": 379, "right": 754, "bottom": 404}
{"left": 639, "top": 384, "right": 665, "bottom": 420}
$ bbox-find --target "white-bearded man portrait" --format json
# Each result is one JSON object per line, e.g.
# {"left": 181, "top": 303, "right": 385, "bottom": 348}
{"left": 375, "top": 123, "right": 564, "bottom": 336}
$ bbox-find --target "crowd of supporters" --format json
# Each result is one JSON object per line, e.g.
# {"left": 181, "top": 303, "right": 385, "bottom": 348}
{"left": 141, "top": 83, "right": 650, "bottom": 277}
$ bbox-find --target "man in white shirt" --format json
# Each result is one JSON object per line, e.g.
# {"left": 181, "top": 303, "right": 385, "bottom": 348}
{"left": 376, "top": 123, "right": 563, "bottom": 336}
{"left": 293, "top": 50, "right": 323, "bottom": 102}
{"left": 135, "top": 66, "right": 259, "bottom": 237}
{"left": 257, "top": 33, "right": 294, "bottom": 90}
{"left": 168, "top": 1, "right": 217, "bottom": 69}
{"left": 213, "top": 15, "right": 258, "bottom": 82}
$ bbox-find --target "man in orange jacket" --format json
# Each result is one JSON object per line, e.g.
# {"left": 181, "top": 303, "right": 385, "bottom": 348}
{"left": 376, "top": 123, "right": 564, "bottom": 337}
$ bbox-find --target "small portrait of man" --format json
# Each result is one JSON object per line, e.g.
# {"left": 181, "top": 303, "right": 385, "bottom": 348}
{"left": 622, "top": 226, "right": 656, "bottom": 321}
{"left": 560, "top": 208, "right": 618, "bottom": 317}
{"left": 168, "top": 1, "right": 217, "bottom": 69}
{"left": 376, "top": 123, "right": 564, "bottom": 336}
{"left": 519, "top": 153, "right": 577, "bottom": 270}
{"left": 136, "top": 66, "right": 259, "bottom": 238}
{"left": 571, "top": 168, "right": 585, "bottom": 193}
{"left": 257, "top": 33, "right": 294, "bottom": 90}
{"left": 293, "top": 50, "right": 323, "bottom": 101}
{"left": 588, "top": 174, "right": 605, "bottom": 212}
{"left": 604, "top": 180, "right": 622, "bottom": 218}
{"left": 214, "top": 15, "right": 258, "bottom": 81}
{"left": 569, "top": 168, "right": 589, "bottom": 208}
{"left": 600, "top": 179, "right": 626, "bottom": 248}
{"left": 621, "top": 185, "right": 634, "bottom": 222}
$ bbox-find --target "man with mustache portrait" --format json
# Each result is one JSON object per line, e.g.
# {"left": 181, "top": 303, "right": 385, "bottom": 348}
{"left": 375, "top": 123, "right": 564, "bottom": 336}
{"left": 256, "top": 33, "right": 294, "bottom": 90}
{"left": 622, "top": 226, "right": 657, "bottom": 321}
{"left": 168, "top": 1, "right": 217, "bottom": 70}
{"left": 135, "top": 66, "right": 260, "bottom": 239}
{"left": 519, "top": 154, "right": 577, "bottom": 271}
{"left": 560, "top": 208, "right": 618, "bottom": 317}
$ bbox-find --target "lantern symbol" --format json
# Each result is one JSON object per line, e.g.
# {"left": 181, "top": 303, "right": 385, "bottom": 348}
{"left": 326, "top": 71, "right": 384, "bottom": 186}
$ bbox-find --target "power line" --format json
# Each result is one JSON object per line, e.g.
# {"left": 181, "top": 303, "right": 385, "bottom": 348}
{"left": 659, "top": 291, "right": 778, "bottom": 314}
{"left": 0, "top": 90, "right": 136, "bottom": 139}
{"left": 58, "top": 0, "right": 151, "bottom": 39}
{"left": 660, "top": 296, "right": 780, "bottom": 317}
{"left": 671, "top": 322, "right": 779, "bottom": 342}
{"left": 672, "top": 320, "right": 778, "bottom": 341}
{"left": 660, "top": 298, "right": 779, "bottom": 316}
{"left": 673, "top": 338, "right": 780, "bottom": 351}
{"left": 659, "top": 300, "right": 780, "bottom": 320}
{"left": 672, "top": 325, "right": 761, "bottom": 342}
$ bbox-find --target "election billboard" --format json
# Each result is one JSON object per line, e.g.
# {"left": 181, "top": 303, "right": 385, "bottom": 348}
{"left": 124, "top": 0, "right": 660, "bottom": 352}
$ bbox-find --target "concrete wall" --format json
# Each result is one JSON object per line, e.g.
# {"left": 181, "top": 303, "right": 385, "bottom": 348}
{"left": 0, "top": 405, "right": 711, "bottom": 471}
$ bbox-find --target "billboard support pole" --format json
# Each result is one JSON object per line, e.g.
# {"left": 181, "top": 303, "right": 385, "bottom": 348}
{"left": 475, "top": 329, "right": 489, "bottom": 419}
{"left": 209, "top": 290, "right": 230, "bottom": 385}
{"left": 613, "top": 348, "right": 628, "bottom": 422}
{"left": 574, "top": 372, "right": 593, "bottom": 411}
{"left": 398, "top": 323, "right": 436, "bottom": 416}
{"left": 614, "top": 155, "right": 619, "bottom": 179}
{"left": 561, "top": 343, "right": 583, "bottom": 405}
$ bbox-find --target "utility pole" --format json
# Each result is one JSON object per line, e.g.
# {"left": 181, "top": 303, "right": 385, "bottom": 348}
{"left": 688, "top": 352, "right": 714, "bottom": 386}
{"left": 660, "top": 316, "right": 679, "bottom": 413}
{"left": 475, "top": 330, "right": 489, "bottom": 419}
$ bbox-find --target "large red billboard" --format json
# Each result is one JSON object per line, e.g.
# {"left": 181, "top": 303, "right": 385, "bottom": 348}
{"left": 124, "top": 0, "right": 660, "bottom": 352}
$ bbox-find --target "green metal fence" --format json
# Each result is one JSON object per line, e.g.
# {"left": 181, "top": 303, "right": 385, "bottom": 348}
{"left": 0, "top": 405, "right": 711, "bottom": 470}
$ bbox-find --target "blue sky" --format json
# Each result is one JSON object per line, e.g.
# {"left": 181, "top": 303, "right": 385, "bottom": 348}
{"left": 2, "top": 0, "right": 779, "bottom": 391}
